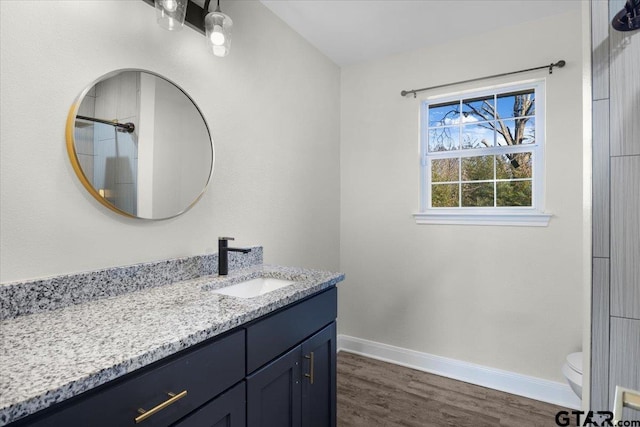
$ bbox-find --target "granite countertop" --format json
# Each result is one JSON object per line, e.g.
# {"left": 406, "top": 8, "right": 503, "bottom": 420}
{"left": 0, "top": 264, "right": 344, "bottom": 426}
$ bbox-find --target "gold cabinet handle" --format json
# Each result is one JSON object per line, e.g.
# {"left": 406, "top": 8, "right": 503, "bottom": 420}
{"left": 135, "top": 390, "right": 187, "bottom": 423}
{"left": 304, "top": 352, "right": 315, "bottom": 384}
{"left": 613, "top": 386, "right": 640, "bottom": 423}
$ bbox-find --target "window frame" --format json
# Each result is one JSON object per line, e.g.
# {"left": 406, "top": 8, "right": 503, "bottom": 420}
{"left": 414, "top": 80, "right": 551, "bottom": 226}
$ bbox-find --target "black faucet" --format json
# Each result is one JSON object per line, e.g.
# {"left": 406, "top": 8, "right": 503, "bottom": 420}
{"left": 218, "top": 237, "right": 251, "bottom": 276}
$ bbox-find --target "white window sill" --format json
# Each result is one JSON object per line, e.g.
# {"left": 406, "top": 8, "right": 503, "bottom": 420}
{"left": 413, "top": 211, "right": 552, "bottom": 227}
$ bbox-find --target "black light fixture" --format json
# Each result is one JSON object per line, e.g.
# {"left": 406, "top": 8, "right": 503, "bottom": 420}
{"left": 612, "top": 0, "right": 640, "bottom": 32}
{"left": 145, "top": 0, "right": 233, "bottom": 56}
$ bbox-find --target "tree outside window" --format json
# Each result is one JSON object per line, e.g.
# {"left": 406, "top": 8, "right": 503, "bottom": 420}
{"left": 423, "top": 85, "right": 541, "bottom": 210}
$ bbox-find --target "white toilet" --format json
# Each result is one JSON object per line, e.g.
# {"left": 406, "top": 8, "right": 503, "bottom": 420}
{"left": 562, "top": 352, "right": 583, "bottom": 399}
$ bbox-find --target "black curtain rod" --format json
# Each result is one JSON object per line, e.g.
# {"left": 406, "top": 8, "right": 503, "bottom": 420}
{"left": 76, "top": 115, "right": 135, "bottom": 133}
{"left": 400, "top": 60, "right": 566, "bottom": 98}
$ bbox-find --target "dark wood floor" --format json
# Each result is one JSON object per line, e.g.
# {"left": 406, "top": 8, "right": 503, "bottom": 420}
{"left": 337, "top": 352, "right": 569, "bottom": 427}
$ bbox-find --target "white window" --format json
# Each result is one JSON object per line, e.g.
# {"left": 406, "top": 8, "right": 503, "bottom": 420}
{"left": 414, "top": 81, "right": 551, "bottom": 226}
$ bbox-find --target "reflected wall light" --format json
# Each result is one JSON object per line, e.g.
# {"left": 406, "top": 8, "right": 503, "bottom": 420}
{"left": 144, "top": 0, "right": 233, "bottom": 57}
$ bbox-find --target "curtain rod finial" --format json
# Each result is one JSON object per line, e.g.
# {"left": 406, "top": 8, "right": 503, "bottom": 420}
{"left": 400, "top": 90, "right": 417, "bottom": 98}
{"left": 549, "top": 60, "right": 566, "bottom": 74}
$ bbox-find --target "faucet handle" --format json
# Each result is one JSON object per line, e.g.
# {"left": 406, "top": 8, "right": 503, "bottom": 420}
{"left": 219, "top": 237, "right": 235, "bottom": 241}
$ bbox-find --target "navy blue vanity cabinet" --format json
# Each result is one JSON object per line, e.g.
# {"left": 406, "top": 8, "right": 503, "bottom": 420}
{"left": 10, "top": 286, "right": 338, "bottom": 427}
{"left": 14, "top": 330, "right": 246, "bottom": 427}
{"left": 246, "top": 323, "right": 337, "bottom": 427}
{"left": 301, "top": 323, "right": 337, "bottom": 427}
{"left": 246, "top": 287, "right": 337, "bottom": 427}
{"left": 171, "top": 382, "right": 246, "bottom": 427}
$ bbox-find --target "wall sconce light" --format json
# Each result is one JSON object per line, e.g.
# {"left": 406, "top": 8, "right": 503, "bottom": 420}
{"left": 204, "top": 0, "right": 233, "bottom": 57}
{"left": 145, "top": 0, "right": 233, "bottom": 57}
{"left": 154, "top": 0, "right": 188, "bottom": 31}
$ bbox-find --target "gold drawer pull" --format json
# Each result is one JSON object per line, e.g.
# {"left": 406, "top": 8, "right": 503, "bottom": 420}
{"left": 304, "top": 352, "right": 315, "bottom": 384}
{"left": 135, "top": 390, "right": 187, "bottom": 423}
{"left": 613, "top": 386, "right": 640, "bottom": 423}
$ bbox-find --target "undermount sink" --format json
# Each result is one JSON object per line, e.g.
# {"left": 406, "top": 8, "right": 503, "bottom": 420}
{"left": 212, "top": 277, "right": 296, "bottom": 298}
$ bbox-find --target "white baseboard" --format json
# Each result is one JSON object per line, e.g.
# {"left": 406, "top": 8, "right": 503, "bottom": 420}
{"left": 337, "top": 334, "right": 581, "bottom": 410}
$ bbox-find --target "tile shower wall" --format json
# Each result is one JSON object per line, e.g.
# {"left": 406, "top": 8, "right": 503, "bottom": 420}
{"left": 75, "top": 85, "right": 96, "bottom": 184}
{"left": 590, "top": 0, "right": 640, "bottom": 417}
{"left": 90, "top": 71, "right": 139, "bottom": 215}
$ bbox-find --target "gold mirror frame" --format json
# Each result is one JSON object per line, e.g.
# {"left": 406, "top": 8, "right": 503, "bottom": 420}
{"left": 65, "top": 69, "right": 214, "bottom": 220}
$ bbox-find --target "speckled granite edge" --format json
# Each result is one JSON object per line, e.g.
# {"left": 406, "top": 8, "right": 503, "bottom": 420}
{"left": 0, "top": 264, "right": 344, "bottom": 426}
{"left": 0, "top": 247, "right": 263, "bottom": 320}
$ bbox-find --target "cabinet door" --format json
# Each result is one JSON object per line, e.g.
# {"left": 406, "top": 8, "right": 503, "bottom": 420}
{"left": 172, "top": 381, "right": 245, "bottom": 427}
{"left": 301, "top": 322, "right": 336, "bottom": 427}
{"left": 247, "top": 346, "right": 301, "bottom": 427}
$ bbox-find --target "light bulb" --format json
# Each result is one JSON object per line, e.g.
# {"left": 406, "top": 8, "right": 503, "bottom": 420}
{"left": 213, "top": 45, "right": 227, "bottom": 57}
{"left": 163, "top": 0, "right": 178, "bottom": 12}
{"left": 209, "top": 25, "right": 225, "bottom": 45}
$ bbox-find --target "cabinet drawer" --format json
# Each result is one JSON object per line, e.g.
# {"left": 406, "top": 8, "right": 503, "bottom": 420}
{"left": 246, "top": 287, "right": 337, "bottom": 373}
{"left": 22, "top": 330, "right": 245, "bottom": 427}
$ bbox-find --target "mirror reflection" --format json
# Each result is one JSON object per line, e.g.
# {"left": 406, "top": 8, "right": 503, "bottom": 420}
{"left": 68, "top": 70, "right": 214, "bottom": 219}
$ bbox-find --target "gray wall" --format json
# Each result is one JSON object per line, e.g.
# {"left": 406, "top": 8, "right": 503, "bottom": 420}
{"left": 339, "top": 9, "right": 586, "bottom": 384}
{"left": 0, "top": 1, "right": 340, "bottom": 282}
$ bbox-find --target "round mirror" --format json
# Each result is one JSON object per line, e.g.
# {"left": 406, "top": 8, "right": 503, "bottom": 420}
{"left": 66, "top": 70, "right": 214, "bottom": 219}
